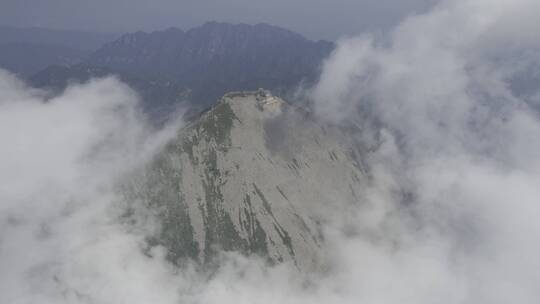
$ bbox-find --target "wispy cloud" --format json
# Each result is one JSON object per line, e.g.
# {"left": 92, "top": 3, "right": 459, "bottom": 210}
{"left": 0, "top": 71, "right": 185, "bottom": 303}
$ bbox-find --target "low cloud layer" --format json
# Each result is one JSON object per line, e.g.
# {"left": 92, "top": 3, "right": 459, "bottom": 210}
{"left": 0, "top": 71, "right": 186, "bottom": 303}
{"left": 2, "top": 0, "right": 540, "bottom": 303}
{"left": 310, "top": 0, "right": 540, "bottom": 302}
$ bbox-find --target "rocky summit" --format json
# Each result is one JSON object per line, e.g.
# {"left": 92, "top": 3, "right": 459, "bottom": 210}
{"left": 124, "top": 90, "right": 366, "bottom": 271}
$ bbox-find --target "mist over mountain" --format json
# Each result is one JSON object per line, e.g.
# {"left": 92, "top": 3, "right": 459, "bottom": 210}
{"left": 0, "top": 26, "right": 119, "bottom": 76}
{"left": 0, "top": 25, "right": 119, "bottom": 51}
{"left": 0, "top": 43, "right": 87, "bottom": 76}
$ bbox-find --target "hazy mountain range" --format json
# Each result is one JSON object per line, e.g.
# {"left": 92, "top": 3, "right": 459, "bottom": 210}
{"left": 85, "top": 22, "right": 333, "bottom": 105}
{"left": 1, "top": 22, "right": 334, "bottom": 120}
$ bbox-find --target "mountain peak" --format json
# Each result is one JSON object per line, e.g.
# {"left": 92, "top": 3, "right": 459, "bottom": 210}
{"left": 124, "top": 92, "right": 366, "bottom": 271}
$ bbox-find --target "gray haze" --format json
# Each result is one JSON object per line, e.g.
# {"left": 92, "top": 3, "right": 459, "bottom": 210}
{"left": 0, "top": 0, "right": 435, "bottom": 40}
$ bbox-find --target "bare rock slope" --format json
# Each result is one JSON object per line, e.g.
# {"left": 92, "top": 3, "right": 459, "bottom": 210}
{"left": 126, "top": 90, "right": 365, "bottom": 271}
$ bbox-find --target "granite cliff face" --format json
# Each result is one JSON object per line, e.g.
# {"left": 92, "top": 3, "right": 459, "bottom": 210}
{"left": 125, "top": 90, "right": 365, "bottom": 271}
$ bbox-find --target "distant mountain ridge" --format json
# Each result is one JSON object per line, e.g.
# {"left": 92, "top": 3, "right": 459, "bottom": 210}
{"left": 86, "top": 22, "right": 334, "bottom": 106}
{"left": 30, "top": 22, "right": 334, "bottom": 117}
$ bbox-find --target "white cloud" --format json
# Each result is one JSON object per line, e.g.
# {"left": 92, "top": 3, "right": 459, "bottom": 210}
{"left": 307, "top": 0, "right": 540, "bottom": 303}
{"left": 0, "top": 70, "right": 186, "bottom": 304}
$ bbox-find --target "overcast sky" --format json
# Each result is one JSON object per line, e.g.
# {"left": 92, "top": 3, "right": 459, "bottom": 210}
{"left": 0, "top": 0, "right": 435, "bottom": 40}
